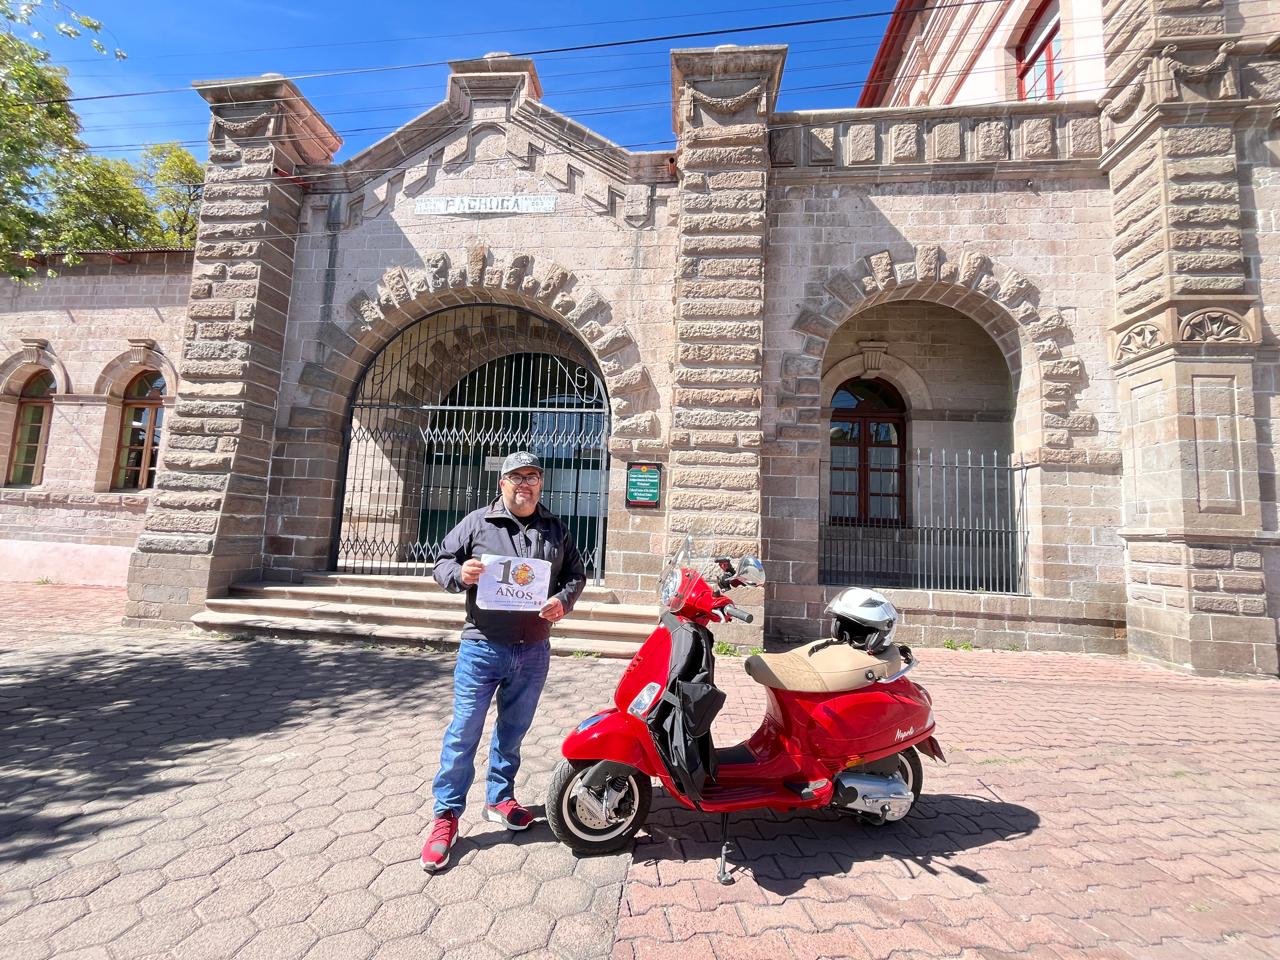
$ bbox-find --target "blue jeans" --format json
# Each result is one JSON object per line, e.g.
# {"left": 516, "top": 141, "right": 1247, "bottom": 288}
{"left": 432, "top": 637, "right": 551, "bottom": 817}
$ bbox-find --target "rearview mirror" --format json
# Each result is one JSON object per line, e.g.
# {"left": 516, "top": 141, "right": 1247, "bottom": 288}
{"left": 736, "top": 556, "right": 765, "bottom": 586}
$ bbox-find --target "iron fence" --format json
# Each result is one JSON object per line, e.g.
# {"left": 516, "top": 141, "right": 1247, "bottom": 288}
{"left": 820, "top": 449, "right": 1030, "bottom": 594}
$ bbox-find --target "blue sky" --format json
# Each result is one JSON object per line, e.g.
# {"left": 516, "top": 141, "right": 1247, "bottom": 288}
{"left": 38, "top": 0, "right": 892, "bottom": 164}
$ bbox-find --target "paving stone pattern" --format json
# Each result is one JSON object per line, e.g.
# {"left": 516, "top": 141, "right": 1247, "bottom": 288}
{"left": 0, "top": 583, "right": 129, "bottom": 641}
{"left": 621, "top": 650, "right": 1280, "bottom": 959}
{"left": 0, "top": 628, "right": 629, "bottom": 960}
{"left": 0, "top": 586, "right": 1277, "bottom": 959}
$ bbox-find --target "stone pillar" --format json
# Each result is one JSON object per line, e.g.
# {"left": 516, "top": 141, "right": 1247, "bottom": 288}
{"left": 1101, "top": 0, "right": 1279, "bottom": 673}
{"left": 667, "top": 47, "right": 785, "bottom": 637}
{"left": 124, "top": 76, "right": 341, "bottom": 626}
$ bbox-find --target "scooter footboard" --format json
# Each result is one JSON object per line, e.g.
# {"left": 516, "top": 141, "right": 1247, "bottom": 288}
{"left": 562, "top": 708, "right": 660, "bottom": 775}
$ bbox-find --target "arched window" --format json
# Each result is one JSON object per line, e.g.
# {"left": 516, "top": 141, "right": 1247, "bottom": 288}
{"left": 829, "top": 378, "right": 907, "bottom": 524}
{"left": 1017, "top": 0, "right": 1062, "bottom": 102}
{"left": 6, "top": 371, "right": 56, "bottom": 487}
{"left": 113, "top": 371, "right": 166, "bottom": 491}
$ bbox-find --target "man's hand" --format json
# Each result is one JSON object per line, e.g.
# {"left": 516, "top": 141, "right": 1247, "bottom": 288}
{"left": 460, "top": 558, "right": 485, "bottom": 586}
{"left": 539, "top": 597, "right": 565, "bottom": 623}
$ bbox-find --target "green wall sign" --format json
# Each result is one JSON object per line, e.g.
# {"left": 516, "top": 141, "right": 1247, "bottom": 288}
{"left": 625, "top": 462, "right": 661, "bottom": 508}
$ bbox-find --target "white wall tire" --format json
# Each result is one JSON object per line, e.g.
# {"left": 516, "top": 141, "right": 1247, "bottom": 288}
{"left": 545, "top": 759, "right": 652, "bottom": 855}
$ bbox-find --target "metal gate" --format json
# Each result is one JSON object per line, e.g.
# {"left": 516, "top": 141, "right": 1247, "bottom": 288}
{"left": 333, "top": 304, "right": 610, "bottom": 579}
{"left": 820, "top": 449, "right": 1030, "bottom": 594}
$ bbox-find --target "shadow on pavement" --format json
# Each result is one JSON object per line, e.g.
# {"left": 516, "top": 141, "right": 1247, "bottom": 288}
{"left": 0, "top": 638, "right": 447, "bottom": 864}
{"left": 454, "top": 802, "right": 552, "bottom": 857}
{"left": 637, "top": 790, "right": 1040, "bottom": 896}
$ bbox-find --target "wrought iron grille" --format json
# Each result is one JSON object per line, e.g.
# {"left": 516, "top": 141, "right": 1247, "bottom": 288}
{"left": 334, "top": 305, "right": 611, "bottom": 579}
{"left": 821, "top": 449, "right": 1030, "bottom": 594}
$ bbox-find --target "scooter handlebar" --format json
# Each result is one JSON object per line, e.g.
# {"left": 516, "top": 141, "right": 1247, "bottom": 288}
{"left": 722, "top": 603, "right": 753, "bottom": 623}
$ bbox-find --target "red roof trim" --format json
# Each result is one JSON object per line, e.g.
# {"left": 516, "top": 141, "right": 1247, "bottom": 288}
{"left": 858, "top": 0, "right": 923, "bottom": 108}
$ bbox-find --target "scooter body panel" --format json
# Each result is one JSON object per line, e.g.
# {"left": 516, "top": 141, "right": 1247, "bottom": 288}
{"left": 697, "top": 676, "right": 935, "bottom": 812}
{"left": 783, "top": 677, "right": 936, "bottom": 767}
{"left": 561, "top": 708, "right": 658, "bottom": 775}
{"left": 612, "top": 624, "right": 672, "bottom": 715}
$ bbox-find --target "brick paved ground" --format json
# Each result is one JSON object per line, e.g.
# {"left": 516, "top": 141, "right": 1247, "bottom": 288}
{"left": 1, "top": 588, "right": 1277, "bottom": 959}
{"left": 0, "top": 629, "right": 629, "bottom": 960}
{"left": 623, "top": 651, "right": 1280, "bottom": 960}
{"left": 0, "top": 582, "right": 128, "bottom": 640}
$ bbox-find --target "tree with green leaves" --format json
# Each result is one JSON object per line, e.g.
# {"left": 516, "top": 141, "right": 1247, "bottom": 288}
{"left": 140, "top": 142, "right": 205, "bottom": 247}
{"left": 42, "top": 153, "right": 161, "bottom": 250}
{"left": 2, "top": 1, "right": 127, "bottom": 280}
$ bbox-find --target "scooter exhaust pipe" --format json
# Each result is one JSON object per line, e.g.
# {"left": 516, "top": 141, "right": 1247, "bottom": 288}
{"left": 832, "top": 771, "right": 914, "bottom": 821}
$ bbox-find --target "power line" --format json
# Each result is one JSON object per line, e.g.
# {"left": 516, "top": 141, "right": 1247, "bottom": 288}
{"left": 67, "top": 22, "right": 1280, "bottom": 156}
{"left": 67, "top": 16, "right": 1146, "bottom": 139}
{"left": 52, "top": 0, "right": 888, "bottom": 66}
{"left": 31, "top": 0, "right": 1015, "bottom": 106}
{"left": 52, "top": 7, "right": 1279, "bottom": 144}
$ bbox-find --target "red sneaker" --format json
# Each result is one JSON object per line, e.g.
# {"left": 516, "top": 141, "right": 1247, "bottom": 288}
{"left": 483, "top": 799, "right": 534, "bottom": 831}
{"left": 420, "top": 812, "right": 458, "bottom": 872}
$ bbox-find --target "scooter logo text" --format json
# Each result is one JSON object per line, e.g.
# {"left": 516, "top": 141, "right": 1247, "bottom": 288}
{"left": 894, "top": 726, "right": 915, "bottom": 742}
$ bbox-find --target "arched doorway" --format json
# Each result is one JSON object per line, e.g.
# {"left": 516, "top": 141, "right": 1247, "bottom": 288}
{"left": 333, "top": 304, "right": 610, "bottom": 578}
{"left": 817, "top": 305, "right": 1026, "bottom": 593}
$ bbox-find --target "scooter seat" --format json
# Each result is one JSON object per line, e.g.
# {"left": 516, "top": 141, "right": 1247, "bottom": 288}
{"left": 744, "top": 639, "right": 902, "bottom": 693}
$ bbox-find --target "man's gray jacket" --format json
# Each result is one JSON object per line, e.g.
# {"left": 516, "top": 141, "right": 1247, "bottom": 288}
{"left": 433, "top": 498, "right": 587, "bottom": 644}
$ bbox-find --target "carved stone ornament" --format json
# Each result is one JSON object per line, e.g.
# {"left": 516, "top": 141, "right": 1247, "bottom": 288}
{"left": 1180, "top": 311, "right": 1247, "bottom": 343}
{"left": 19, "top": 338, "right": 48, "bottom": 365}
{"left": 1162, "top": 42, "right": 1239, "bottom": 100}
{"left": 127, "top": 338, "right": 158, "bottom": 365}
{"left": 211, "top": 106, "right": 279, "bottom": 137}
{"left": 1115, "top": 323, "right": 1163, "bottom": 362}
{"left": 1102, "top": 59, "right": 1150, "bottom": 123}
{"left": 685, "top": 82, "right": 764, "bottom": 121}
{"left": 858, "top": 340, "right": 889, "bottom": 371}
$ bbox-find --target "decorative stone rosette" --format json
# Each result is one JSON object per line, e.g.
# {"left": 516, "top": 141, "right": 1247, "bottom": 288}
{"left": 1111, "top": 308, "right": 1255, "bottom": 366}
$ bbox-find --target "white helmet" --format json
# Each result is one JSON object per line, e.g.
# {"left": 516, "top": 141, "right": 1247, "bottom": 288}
{"left": 824, "top": 587, "right": 899, "bottom": 654}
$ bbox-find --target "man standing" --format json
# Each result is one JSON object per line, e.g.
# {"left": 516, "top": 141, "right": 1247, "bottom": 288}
{"left": 420, "top": 451, "right": 586, "bottom": 872}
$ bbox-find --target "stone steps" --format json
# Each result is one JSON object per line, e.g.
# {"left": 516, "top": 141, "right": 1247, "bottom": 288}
{"left": 312, "top": 570, "right": 624, "bottom": 601}
{"left": 191, "top": 574, "right": 657, "bottom": 658}
{"left": 227, "top": 583, "right": 655, "bottom": 624}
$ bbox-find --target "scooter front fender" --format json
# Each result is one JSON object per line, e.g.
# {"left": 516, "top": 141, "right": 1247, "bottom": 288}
{"left": 561, "top": 708, "right": 655, "bottom": 774}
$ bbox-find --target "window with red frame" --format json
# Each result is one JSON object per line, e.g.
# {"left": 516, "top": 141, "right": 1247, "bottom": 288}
{"left": 1017, "top": 0, "right": 1063, "bottom": 102}
{"left": 829, "top": 378, "right": 907, "bottom": 524}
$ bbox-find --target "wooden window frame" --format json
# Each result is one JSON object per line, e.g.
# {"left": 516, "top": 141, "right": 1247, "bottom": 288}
{"left": 5, "top": 371, "right": 56, "bottom": 488}
{"left": 1016, "top": 0, "right": 1062, "bottom": 102}
{"left": 828, "top": 378, "right": 908, "bottom": 527}
{"left": 112, "top": 371, "right": 166, "bottom": 492}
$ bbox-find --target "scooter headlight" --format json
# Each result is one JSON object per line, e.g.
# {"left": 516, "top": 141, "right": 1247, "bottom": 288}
{"left": 659, "top": 568, "right": 683, "bottom": 611}
{"left": 627, "top": 681, "right": 662, "bottom": 717}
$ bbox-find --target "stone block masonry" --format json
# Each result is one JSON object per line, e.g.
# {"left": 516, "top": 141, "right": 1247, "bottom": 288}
{"left": 124, "top": 78, "right": 342, "bottom": 625}
{"left": 666, "top": 47, "right": 786, "bottom": 636}
{"left": 1100, "top": 1, "right": 1277, "bottom": 676}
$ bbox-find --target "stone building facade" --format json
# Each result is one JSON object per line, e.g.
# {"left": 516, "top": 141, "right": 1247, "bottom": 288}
{"left": 2, "top": 0, "right": 1278, "bottom": 675}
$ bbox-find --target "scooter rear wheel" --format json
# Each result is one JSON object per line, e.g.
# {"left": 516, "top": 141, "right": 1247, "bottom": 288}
{"left": 864, "top": 746, "right": 924, "bottom": 825}
{"left": 546, "top": 758, "right": 652, "bottom": 855}
{"left": 896, "top": 746, "right": 924, "bottom": 807}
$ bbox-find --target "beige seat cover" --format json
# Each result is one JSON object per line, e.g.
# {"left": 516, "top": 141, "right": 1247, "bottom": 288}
{"left": 744, "top": 639, "right": 901, "bottom": 693}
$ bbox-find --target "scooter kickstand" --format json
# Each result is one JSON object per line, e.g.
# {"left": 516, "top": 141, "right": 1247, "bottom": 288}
{"left": 715, "top": 813, "right": 735, "bottom": 886}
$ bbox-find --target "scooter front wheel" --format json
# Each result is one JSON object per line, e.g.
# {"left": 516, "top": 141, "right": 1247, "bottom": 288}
{"left": 546, "top": 758, "right": 652, "bottom": 855}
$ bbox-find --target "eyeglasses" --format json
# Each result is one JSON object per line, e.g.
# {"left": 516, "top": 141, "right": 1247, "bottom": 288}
{"left": 503, "top": 473, "right": 542, "bottom": 487}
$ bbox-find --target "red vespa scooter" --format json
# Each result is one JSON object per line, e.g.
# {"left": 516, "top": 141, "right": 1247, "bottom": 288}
{"left": 546, "top": 539, "right": 945, "bottom": 882}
